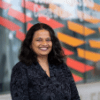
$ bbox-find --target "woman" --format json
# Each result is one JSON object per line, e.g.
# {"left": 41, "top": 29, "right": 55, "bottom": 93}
{"left": 10, "top": 23, "right": 80, "bottom": 100}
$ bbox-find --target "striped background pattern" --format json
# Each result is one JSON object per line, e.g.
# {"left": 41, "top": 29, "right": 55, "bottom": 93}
{"left": 0, "top": 0, "right": 100, "bottom": 83}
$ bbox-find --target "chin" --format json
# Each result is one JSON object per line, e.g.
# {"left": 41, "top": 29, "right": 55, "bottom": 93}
{"left": 40, "top": 53, "right": 49, "bottom": 56}
{"left": 39, "top": 52, "right": 50, "bottom": 56}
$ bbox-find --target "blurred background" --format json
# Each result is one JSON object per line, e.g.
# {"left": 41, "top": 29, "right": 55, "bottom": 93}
{"left": 0, "top": 0, "right": 100, "bottom": 100}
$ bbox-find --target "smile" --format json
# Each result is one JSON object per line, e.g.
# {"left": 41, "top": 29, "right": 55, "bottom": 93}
{"left": 39, "top": 48, "right": 48, "bottom": 51}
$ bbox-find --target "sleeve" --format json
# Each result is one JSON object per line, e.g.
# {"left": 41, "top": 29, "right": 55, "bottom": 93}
{"left": 63, "top": 63, "right": 80, "bottom": 100}
{"left": 10, "top": 64, "right": 29, "bottom": 100}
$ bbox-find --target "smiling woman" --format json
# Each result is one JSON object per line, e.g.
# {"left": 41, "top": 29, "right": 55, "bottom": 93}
{"left": 18, "top": 23, "right": 65, "bottom": 66}
{"left": 10, "top": 23, "right": 80, "bottom": 100}
{"left": 30, "top": 29, "right": 52, "bottom": 57}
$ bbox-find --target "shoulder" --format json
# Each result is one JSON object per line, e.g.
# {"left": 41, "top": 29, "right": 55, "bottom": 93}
{"left": 10, "top": 62, "right": 29, "bottom": 87}
{"left": 59, "top": 62, "right": 69, "bottom": 70}
{"left": 11, "top": 61, "right": 37, "bottom": 74}
{"left": 12, "top": 61, "right": 29, "bottom": 73}
{"left": 60, "top": 62, "right": 73, "bottom": 76}
{"left": 11, "top": 61, "right": 31, "bottom": 79}
{"left": 12, "top": 61, "right": 24, "bottom": 70}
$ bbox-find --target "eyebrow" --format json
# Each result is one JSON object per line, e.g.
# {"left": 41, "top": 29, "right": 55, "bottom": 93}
{"left": 36, "top": 37, "right": 51, "bottom": 39}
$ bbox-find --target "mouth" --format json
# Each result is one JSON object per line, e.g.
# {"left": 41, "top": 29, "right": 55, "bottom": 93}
{"left": 39, "top": 47, "right": 48, "bottom": 51}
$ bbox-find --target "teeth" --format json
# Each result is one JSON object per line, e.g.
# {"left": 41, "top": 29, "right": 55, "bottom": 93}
{"left": 40, "top": 48, "right": 48, "bottom": 50}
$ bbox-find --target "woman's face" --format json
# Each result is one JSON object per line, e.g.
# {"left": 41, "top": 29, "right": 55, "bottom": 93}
{"left": 31, "top": 29, "right": 52, "bottom": 57}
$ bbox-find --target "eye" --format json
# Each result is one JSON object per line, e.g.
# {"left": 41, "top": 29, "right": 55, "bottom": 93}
{"left": 36, "top": 38, "right": 42, "bottom": 41}
{"left": 46, "top": 38, "right": 51, "bottom": 41}
{"left": 37, "top": 40, "right": 41, "bottom": 41}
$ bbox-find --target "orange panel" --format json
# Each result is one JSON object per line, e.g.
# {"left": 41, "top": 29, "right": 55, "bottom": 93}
{"left": 57, "top": 32, "right": 85, "bottom": 47}
{"left": 8, "top": 8, "right": 33, "bottom": 23}
{"left": 89, "top": 40, "right": 100, "bottom": 49}
{"left": 62, "top": 47, "right": 74, "bottom": 55}
{"left": 0, "top": 16, "right": 21, "bottom": 31}
{"left": 49, "top": 3, "right": 72, "bottom": 18}
{"left": 21, "top": 0, "right": 45, "bottom": 12}
{"left": 0, "top": 0, "right": 11, "bottom": 9}
{"left": 16, "top": 31, "right": 26, "bottom": 41}
{"left": 83, "top": 0, "right": 100, "bottom": 12}
{"left": 77, "top": 10, "right": 100, "bottom": 24}
{"left": 67, "top": 21, "right": 95, "bottom": 36}
{"left": 72, "top": 74, "right": 83, "bottom": 82}
{"left": 38, "top": 16, "right": 64, "bottom": 29}
{"left": 77, "top": 48, "right": 100, "bottom": 62}
{"left": 98, "top": 27, "right": 100, "bottom": 33}
{"left": 67, "top": 57, "right": 94, "bottom": 73}
{"left": 27, "top": 23, "right": 33, "bottom": 31}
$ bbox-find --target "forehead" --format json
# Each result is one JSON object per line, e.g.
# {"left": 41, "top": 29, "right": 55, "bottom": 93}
{"left": 33, "top": 29, "right": 51, "bottom": 38}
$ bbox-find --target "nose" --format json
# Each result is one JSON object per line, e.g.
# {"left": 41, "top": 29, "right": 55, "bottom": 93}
{"left": 42, "top": 40, "right": 47, "bottom": 45}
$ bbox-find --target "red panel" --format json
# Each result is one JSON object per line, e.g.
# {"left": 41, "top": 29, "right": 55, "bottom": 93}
{"left": 27, "top": 23, "right": 33, "bottom": 31}
{"left": 0, "top": 0, "right": 11, "bottom": 9}
{"left": 66, "top": 58, "right": 94, "bottom": 73}
{"left": 62, "top": 47, "right": 74, "bottom": 55}
{"left": 72, "top": 74, "right": 83, "bottom": 82}
{"left": 0, "top": 16, "right": 21, "bottom": 31}
{"left": 38, "top": 16, "right": 64, "bottom": 29}
{"left": 21, "top": 0, "right": 45, "bottom": 12}
{"left": 8, "top": 8, "right": 33, "bottom": 23}
{"left": 16, "top": 31, "right": 26, "bottom": 41}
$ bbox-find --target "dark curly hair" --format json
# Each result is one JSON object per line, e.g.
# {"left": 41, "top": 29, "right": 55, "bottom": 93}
{"left": 19, "top": 23, "right": 65, "bottom": 65}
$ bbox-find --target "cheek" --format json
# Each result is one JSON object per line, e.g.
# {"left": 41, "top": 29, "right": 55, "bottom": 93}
{"left": 32, "top": 42, "right": 40, "bottom": 47}
{"left": 31, "top": 44, "right": 39, "bottom": 51}
{"left": 50, "top": 42, "right": 52, "bottom": 47}
{"left": 49, "top": 43, "right": 52, "bottom": 50}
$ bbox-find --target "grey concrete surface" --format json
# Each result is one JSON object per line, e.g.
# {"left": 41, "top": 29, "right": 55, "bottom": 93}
{"left": 77, "top": 81, "right": 100, "bottom": 100}
{"left": 0, "top": 94, "right": 11, "bottom": 100}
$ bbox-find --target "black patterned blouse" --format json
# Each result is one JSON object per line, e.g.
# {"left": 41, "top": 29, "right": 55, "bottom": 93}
{"left": 10, "top": 61, "right": 80, "bottom": 100}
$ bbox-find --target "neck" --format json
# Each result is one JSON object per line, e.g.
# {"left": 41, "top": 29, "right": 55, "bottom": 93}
{"left": 37, "top": 55, "right": 48, "bottom": 64}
